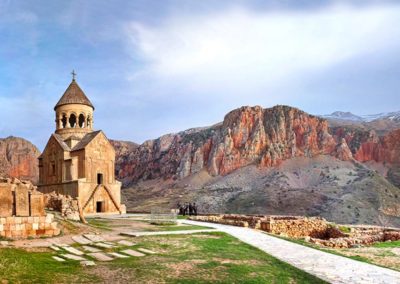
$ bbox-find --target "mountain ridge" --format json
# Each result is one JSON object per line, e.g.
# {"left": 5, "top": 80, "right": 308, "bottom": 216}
{"left": 2, "top": 104, "right": 400, "bottom": 226}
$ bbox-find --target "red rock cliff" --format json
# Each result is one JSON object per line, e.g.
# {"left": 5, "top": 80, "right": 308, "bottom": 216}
{"left": 116, "top": 105, "right": 338, "bottom": 185}
{"left": 331, "top": 127, "right": 400, "bottom": 164}
{"left": 0, "top": 136, "right": 40, "bottom": 183}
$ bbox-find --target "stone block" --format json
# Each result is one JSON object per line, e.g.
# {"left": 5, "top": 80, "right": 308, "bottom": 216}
{"left": 15, "top": 186, "right": 30, "bottom": 217}
{"left": 88, "top": 252, "right": 114, "bottom": 262}
{"left": 45, "top": 214, "right": 54, "bottom": 223}
{"left": 0, "top": 185, "right": 13, "bottom": 217}
{"left": 121, "top": 249, "right": 145, "bottom": 257}
{"left": 30, "top": 194, "right": 45, "bottom": 217}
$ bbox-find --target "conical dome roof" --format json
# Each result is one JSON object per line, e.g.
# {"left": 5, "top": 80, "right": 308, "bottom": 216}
{"left": 54, "top": 79, "right": 94, "bottom": 110}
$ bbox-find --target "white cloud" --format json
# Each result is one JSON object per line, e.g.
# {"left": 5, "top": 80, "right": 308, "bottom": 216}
{"left": 125, "top": 4, "right": 400, "bottom": 97}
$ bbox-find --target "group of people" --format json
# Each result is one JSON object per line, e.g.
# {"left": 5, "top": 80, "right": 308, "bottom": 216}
{"left": 177, "top": 202, "right": 198, "bottom": 216}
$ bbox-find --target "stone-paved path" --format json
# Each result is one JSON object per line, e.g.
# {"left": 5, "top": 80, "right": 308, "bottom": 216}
{"left": 181, "top": 220, "right": 400, "bottom": 284}
{"left": 51, "top": 234, "right": 157, "bottom": 266}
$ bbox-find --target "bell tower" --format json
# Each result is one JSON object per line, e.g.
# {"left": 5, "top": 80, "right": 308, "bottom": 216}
{"left": 38, "top": 71, "right": 125, "bottom": 216}
{"left": 54, "top": 71, "right": 95, "bottom": 141}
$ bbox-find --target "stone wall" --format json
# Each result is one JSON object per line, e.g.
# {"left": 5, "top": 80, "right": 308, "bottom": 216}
{"left": 0, "top": 214, "right": 60, "bottom": 238}
{"left": 260, "top": 216, "right": 330, "bottom": 239}
{"left": 0, "top": 177, "right": 45, "bottom": 217}
{"left": 0, "top": 177, "right": 60, "bottom": 239}
{"left": 310, "top": 227, "right": 400, "bottom": 248}
{"left": 190, "top": 214, "right": 333, "bottom": 238}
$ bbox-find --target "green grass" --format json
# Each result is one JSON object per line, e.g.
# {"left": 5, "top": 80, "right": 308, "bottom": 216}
{"left": 0, "top": 232, "right": 327, "bottom": 283}
{"left": 100, "top": 232, "right": 327, "bottom": 283}
{"left": 373, "top": 240, "right": 400, "bottom": 248}
{"left": 177, "top": 215, "right": 189, "bottom": 220}
{"left": 146, "top": 224, "right": 212, "bottom": 232}
{"left": 338, "top": 226, "right": 351, "bottom": 233}
{"left": 0, "top": 248, "right": 97, "bottom": 283}
{"left": 87, "top": 218, "right": 113, "bottom": 231}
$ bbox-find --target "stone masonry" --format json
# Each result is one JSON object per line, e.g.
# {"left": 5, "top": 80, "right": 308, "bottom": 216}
{"left": 38, "top": 76, "right": 124, "bottom": 215}
{"left": 190, "top": 214, "right": 332, "bottom": 238}
{"left": 0, "top": 177, "right": 60, "bottom": 239}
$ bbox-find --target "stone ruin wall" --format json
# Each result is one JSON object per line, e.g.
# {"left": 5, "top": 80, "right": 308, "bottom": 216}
{"left": 310, "top": 227, "right": 400, "bottom": 248}
{"left": 0, "top": 177, "right": 60, "bottom": 239}
{"left": 44, "top": 191, "right": 80, "bottom": 221}
{"left": 190, "top": 214, "right": 332, "bottom": 238}
{"left": 190, "top": 214, "right": 400, "bottom": 248}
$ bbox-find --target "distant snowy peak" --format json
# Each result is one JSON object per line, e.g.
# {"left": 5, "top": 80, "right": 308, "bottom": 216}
{"left": 322, "top": 111, "right": 400, "bottom": 123}
{"left": 322, "top": 111, "right": 364, "bottom": 122}
{"left": 361, "top": 111, "right": 400, "bottom": 122}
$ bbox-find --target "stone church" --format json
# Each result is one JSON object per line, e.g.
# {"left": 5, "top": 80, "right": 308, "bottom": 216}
{"left": 38, "top": 74, "right": 124, "bottom": 215}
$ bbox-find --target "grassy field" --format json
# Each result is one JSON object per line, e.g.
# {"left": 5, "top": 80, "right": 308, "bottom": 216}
{"left": 373, "top": 240, "right": 400, "bottom": 248}
{"left": 0, "top": 232, "right": 326, "bottom": 283}
{"left": 0, "top": 248, "right": 97, "bottom": 283}
{"left": 87, "top": 218, "right": 211, "bottom": 232}
{"left": 144, "top": 224, "right": 212, "bottom": 232}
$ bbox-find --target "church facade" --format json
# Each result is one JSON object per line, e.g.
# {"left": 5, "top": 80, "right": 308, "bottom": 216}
{"left": 38, "top": 75, "right": 124, "bottom": 215}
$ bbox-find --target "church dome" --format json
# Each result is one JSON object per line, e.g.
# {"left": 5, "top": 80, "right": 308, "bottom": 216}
{"left": 54, "top": 79, "right": 94, "bottom": 110}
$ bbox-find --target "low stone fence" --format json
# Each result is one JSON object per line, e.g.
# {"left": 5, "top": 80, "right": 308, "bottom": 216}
{"left": 190, "top": 214, "right": 335, "bottom": 239}
{"left": 261, "top": 216, "right": 331, "bottom": 239}
{"left": 0, "top": 213, "right": 60, "bottom": 239}
{"left": 310, "top": 228, "right": 400, "bottom": 248}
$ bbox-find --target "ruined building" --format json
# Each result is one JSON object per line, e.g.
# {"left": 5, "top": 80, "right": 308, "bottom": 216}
{"left": 38, "top": 74, "right": 124, "bottom": 215}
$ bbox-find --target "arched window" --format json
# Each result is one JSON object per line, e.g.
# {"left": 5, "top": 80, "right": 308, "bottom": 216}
{"left": 78, "top": 114, "right": 85, "bottom": 128}
{"left": 62, "top": 114, "right": 67, "bottom": 128}
{"left": 69, "top": 114, "right": 77, "bottom": 128}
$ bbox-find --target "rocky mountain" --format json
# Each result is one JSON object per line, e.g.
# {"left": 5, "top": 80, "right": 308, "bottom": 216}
{"left": 1, "top": 105, "right": 399, "bottom": 226}
{"left": 323, "top": 111, "right": 364, "bottom": 122}
{"left": 322, "top": 110, "right": 400, "bottom": 123}
{"left": 114, "top": 105, "right": 338, "bottom": 185}
{"left": 0, "top": 136, "right": 40, "bottom": 183}
{"left": 322, "top": 110, "right": 400, "bottom": 135}
{"left": 116, "top": 105, "right": 400, "bottom": 226}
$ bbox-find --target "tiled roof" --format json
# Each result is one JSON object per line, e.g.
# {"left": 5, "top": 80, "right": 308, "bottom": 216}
{"left": 54, "top": 79, "right": 94, "bottom": 110}
{"left": 72, "top": 131, "right": 102, "bottom": 151}
{"left": 52, "top": 133, "right": 71, "bottom": 151}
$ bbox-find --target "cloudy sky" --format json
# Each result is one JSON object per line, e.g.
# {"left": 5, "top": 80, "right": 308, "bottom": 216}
{"left": 1, "top": 0, "right": 399, "bottom": 149}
